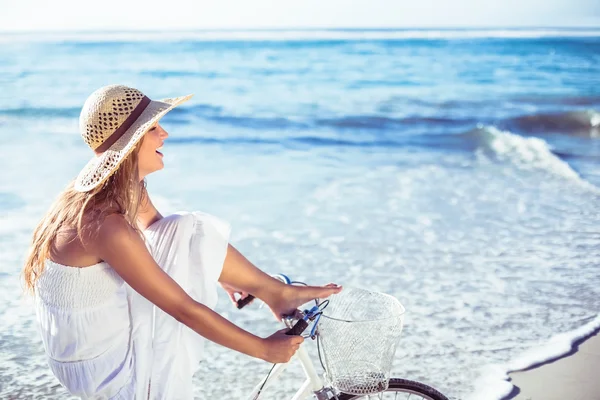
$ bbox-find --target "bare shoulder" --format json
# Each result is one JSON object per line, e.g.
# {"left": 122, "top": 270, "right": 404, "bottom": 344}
{"left": 83, "top": 213, "right": 139, "bottom": 255}
{"left": 98, "top": 213, "right": 133, "bottom": 236}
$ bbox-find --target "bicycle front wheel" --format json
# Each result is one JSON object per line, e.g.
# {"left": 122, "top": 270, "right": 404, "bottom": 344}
{"left": 335, "top": 378, "right": 449, "bottom": 400}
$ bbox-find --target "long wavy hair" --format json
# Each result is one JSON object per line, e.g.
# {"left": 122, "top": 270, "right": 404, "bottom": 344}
{"left": 22, "top": 141, "right": 147, "bottom": 293}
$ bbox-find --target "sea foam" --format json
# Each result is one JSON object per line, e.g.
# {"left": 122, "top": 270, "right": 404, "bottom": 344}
{"left": 471, "top": 125, "right": 600, "bottom": 193}
{"left": 468, "top": 314, "right": 600, "bottom": 400}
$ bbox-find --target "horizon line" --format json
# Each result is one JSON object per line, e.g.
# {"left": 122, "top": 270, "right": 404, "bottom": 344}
{"left": 2, "top": 25, "right": 600, "bottom": 34}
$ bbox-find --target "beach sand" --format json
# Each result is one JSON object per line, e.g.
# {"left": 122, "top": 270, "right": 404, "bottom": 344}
{"left": 505, "top": 328, "right": 600, "bottom": 400}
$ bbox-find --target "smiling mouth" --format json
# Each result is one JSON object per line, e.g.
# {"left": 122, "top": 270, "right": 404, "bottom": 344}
{"left": 156, "top": 146, "right": 163, "bottom": 156}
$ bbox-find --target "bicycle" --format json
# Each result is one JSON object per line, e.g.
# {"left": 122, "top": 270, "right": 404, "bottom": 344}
{"left": 236, "top": 274, "right": 450, "bottom": 400}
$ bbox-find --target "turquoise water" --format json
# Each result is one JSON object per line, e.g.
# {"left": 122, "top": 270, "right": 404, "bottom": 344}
{"left": 1, "top": 29, "right": 599, "bottom": 399}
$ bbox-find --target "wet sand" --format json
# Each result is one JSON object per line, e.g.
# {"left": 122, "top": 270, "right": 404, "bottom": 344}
{"left": 505, "top": 328, "right": 600, "bottom": 400}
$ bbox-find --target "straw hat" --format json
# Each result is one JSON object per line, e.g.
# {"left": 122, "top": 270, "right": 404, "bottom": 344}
{"left": 74, "top": 84, "right": 193, "bottom": 192}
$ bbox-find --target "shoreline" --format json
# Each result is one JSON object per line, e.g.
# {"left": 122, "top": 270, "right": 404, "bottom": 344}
{"left": 503, "top": 325, "right": 600, "bottom": 400}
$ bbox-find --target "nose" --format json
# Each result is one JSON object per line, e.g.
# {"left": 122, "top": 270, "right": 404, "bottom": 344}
{"left": 159, "top": 126, "right": 169, "bottom": 139}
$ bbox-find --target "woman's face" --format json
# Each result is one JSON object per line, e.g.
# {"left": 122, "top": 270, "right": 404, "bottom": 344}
{"left": 138, "top": 123, "right": 169, "bottom": 179}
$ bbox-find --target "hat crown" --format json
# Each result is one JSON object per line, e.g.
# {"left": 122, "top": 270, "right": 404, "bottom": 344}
{"left": 79, "top": 85, "right": 146, "bottom": 150}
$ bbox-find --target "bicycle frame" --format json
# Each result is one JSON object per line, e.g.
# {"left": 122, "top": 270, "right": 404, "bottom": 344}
{"left": 241, "top": 275, "right": 441, "bottom": 400}
{"left": 245, "top": 273, "right": 335, "bottom": 400}
{"left": 245, "top": 341, "right": 326, "bottom": 400}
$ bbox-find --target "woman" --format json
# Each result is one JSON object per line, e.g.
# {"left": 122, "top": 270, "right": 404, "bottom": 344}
{"left": 23, "top": 84, "right": 342, "bottom": 399}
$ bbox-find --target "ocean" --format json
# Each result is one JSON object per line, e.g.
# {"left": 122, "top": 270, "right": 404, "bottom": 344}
{"left": 0, "top": 29, "right": 599, "bottom": 399}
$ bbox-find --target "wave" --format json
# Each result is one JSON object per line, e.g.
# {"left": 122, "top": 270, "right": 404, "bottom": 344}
{"left": 169, "top": 124, "right": 595, "bottom": 169}
{"left": 168, "top": 125, "right": 600, "bottom": 194}
{"left": 468, "top": 125, "right": 589, "bottom": 180}
{"left": 2, "top": 105, "right": 597, "bottom": 180}
{"left": 3, "top": 102, "right": 597, "bottom": 141}
{"left": 169, "top": 103, "right": 223, "bottom": 116}
{"left": 468, "top": 315, "right": 600, "bottom": 400}
{"left": 168, "top": 110, "right": 472, "bottom": 131}
{"left": 198, "top": 111, "right": 471, "bottom": 131}
{"left": 316, "top": 115, "right": 471, "bottom": 130}
{"left": 166, "top": 123, "right": 599, "bottom": 174}
{"left": 169, "top": 136, "right": 280, "bottom": 146}
{"left": 0, "top": 103, "right": 463, "bottom": 132}
{"left": 208, "top": 115, "right": 308, "bottom": 130}
{"left": 511, "top": 95, "right": 600, "bottom": 107}
{"left": 139, "top": 70, "right": 222, "bottom": 78}
{"left": 156, "top": 106, "right": 600, "bottom": 139}
{"left": 504, "top": 110, "right": 600, "bottom": 137}
{"left": 0, "top": 106, "right": 80, "bottom": 118}
{"left": 168, "top": 135, "right": 400, "bottom": 148}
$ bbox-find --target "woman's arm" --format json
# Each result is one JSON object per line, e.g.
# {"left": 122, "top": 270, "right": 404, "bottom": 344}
{"left": 219, "top": 244, "right": 287, "bottom": 305}
{"left": 87, "top": 214, "right": 302, "bottom": 363}
{"left": 218, "top": 243, "right": 343, "bottom": 320}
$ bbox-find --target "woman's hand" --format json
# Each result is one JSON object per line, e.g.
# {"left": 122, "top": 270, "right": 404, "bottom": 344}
{"left": 260, "top": 328, "right": 304, "bottom": 363}
{"left": 221, "top": 282, "right": 254, "bottom": 307}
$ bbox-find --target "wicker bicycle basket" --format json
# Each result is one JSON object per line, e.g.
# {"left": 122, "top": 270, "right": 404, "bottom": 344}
{"left": 318, "top": 287, "right": 405, "bottom": 395}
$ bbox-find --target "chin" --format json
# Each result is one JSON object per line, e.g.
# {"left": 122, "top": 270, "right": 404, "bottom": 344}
{"left": 140, "top": 164, "right": 164, "bottom": 178}
{"left": 150, "top": 165, "right": 164, "bottom": 175}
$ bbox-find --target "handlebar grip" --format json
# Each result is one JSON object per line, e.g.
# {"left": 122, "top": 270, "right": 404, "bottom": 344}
{"left": 236, "top": 294, "right": 255, "bottom": 309}
{"left": 285, "top": 318, "right": 309, "bottom": 336}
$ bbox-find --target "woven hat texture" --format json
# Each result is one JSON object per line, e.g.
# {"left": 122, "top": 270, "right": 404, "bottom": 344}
{"left": 74, "top": 84, "right": 192, "bottom": 192}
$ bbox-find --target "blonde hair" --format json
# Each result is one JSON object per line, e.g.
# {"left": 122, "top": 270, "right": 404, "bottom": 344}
{"left": 22, "top": 143, "right": 147, "bottom": 293}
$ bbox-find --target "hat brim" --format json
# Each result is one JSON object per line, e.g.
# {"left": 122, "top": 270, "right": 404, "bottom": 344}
{"left": 74, "top": 94, "right": 193, "bottom": 192}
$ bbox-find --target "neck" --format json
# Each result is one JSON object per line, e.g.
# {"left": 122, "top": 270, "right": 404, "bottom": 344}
{"left": 136, "top": 189, "right": 163, "bottom": 230}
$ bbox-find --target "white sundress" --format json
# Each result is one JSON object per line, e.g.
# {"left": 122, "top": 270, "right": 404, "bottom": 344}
{"left": 34, "top": 211, "right": 231, "bottom": 399}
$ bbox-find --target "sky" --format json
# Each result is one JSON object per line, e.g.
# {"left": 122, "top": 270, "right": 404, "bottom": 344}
{"left": 1, "top": 0, "right": 599, "bottom": 32}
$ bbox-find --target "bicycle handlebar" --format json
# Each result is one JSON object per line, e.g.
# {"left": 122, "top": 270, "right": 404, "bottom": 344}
{"left": 236, "top": 294, "right": 256, "bottom": 309}
{"left": 235, "top": 279, "right": 311, "bottom": 336}
{"left": 237, "top": 294, "right": 309, "bottom": 335}
{"left": 285, "top": 318, "right": 309, "bottom": 336}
